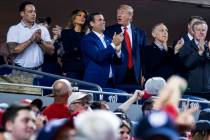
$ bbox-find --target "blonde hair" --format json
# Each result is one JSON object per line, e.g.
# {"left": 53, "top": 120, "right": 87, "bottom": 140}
{"left": 118, "top": 4, "right": 134, "bottom": 16}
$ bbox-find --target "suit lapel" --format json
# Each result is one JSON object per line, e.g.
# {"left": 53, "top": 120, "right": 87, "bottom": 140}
{"left": 131, "top": 25, "right": 137, "bottom": 55}
{"left": 90, "top": 32, "right": 105, "bottom": 49}
{"left": 191, "top": 39, "right": 199, "bottom": 51}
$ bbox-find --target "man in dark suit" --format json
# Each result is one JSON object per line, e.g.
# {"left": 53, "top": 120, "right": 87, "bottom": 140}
{"left": 105, "top": 4, "right": 146, "bottom": 90}
{"left": 173, "top": 16, "right": 204, "bottom": 79}
{"left": 177, "top": 16, "right": 204, "bottom": 47}
{"left": 177, "top": 20, "right": 210, "bottom": 92}
{"left": 81, "top": 13, "right": 123, "bottom": 88}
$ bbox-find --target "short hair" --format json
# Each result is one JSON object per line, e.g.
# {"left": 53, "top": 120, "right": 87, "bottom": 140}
{"left": 142, "top": 98, "right": 154, "bottom": 115}
{"left": 2, "top": 104, "right": 31, "bottom": 130}
{"left": 19, "top": 1, "right": 34, "bottom": 12}
{"left": 188, "top": 16, "right": 204, "bottom": 24}
{"left": 118, "top": 4, "right": 134, "bottom": 16}
{"left": 151, "top": 22, "right": 165, "bottom": 33}
{"left": 192, "top": 20, "right": 208, "bottom": 32}
{"left": 87, "top": 12, "right": 102, "bottom": 30}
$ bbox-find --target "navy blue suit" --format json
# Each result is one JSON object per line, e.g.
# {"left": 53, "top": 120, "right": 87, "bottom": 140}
{"left": 105, "top": 24, "right": 146, "bottom": 84}
{"left": 81, "top": 31, "right": 123, "bottom": 87}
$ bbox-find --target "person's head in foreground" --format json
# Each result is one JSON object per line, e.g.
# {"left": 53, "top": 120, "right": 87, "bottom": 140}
{"left": 74, "top": 110, "right": 121, "bottom": 140}
{"left": 135, "top": 111, "right": 179, "bottom": 140}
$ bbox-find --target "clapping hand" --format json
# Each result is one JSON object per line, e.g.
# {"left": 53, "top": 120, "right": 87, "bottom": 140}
{"left": 174, "top": 38, "right": 184, "bottom": 54}
{"left": 112, "top": 32, "right": 124, "bottom": 52}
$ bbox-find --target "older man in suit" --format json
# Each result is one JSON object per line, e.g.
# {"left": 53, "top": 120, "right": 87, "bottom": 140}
{"left": 177, "top": 20, "right": 210, "bottom": 92}
{"left": 81, "top": 13, "right": 123, "bottom": 88}
{"left": 105, "top": 4, "right": 146, "bottom": 91}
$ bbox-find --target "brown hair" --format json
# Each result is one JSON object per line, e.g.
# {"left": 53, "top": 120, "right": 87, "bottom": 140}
{"left": 66, "top": 9, "right": 88, "bottom": 32}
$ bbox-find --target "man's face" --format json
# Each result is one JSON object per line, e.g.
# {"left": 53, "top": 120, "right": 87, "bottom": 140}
{"left": 91, "top": 14, "right": 105, "bottom": 33}
{"left": 8, "top": 110, "right": 36, "bottom": 140}
{"left": 193, "top": 23, "right": 208, "bottom": 41}
{"left": 152, "top": 24, "right": 168, "bottom": 43}
{"left": 117, "top": 9, "right": 132, "bottom": 26}
{"left": 20, "top": 4, "right": 36, "bottom": 24}
{"left": 69, "top": 98, "right": 90, "bottom": 113}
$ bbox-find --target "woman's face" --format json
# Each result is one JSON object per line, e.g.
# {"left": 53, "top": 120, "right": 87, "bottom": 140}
{"left": 73, "top": 11, "right": 86, "bottom": 26}
{"left": 119, "top": 126, "right": 130, "bottom": 140}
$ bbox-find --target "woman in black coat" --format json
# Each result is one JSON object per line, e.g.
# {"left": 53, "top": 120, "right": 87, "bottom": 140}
{"left": 61, "top": 9, "right": 88, "bottom": 80}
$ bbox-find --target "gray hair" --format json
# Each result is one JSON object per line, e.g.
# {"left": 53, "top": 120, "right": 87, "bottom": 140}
{"left": 75, "top": 110, "right": 121, "bottom": 140}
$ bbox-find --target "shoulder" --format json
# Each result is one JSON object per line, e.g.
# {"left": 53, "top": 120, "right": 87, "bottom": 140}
{"left": 37, "top": 24, "right": 49, "bottom": 33}
{"left": 8, "top": 23, "right": 21, "bottom": 32}
{"left": 131, "top": 24, "right": 146, "bottom": 34}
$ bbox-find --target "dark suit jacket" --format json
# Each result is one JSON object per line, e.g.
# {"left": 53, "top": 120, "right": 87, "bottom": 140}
{"left": 142, "top": 43, "right": 175, "bottom": 80}
{"left": 104, "top": 24, "right": 146, "bottom": 84}
{"left": 81, "top": 31, "right": 123, "bottom": 87}
{"left": 177, "top": 39, "right": 210, "bottom": 92}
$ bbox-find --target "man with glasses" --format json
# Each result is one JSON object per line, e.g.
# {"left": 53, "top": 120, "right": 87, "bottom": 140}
{"left": 68, "top": 92, "right": 92, "bottom": 117}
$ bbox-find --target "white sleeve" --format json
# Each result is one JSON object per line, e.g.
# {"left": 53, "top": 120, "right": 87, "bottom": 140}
{"left": 41, "top": 26, "right": 52, "bottom": 42}
{"left": 6, "top": 26, "right": 18, "bottom": 43}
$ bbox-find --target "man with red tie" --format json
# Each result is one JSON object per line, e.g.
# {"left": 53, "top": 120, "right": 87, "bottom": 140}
{"left": 105, "top": 4, "right": 147, "bottom": 92}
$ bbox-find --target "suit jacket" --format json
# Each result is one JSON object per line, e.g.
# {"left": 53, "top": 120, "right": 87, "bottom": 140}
{"left": 105, "top": 24, "right": 146, "bottom": 84}
{"left": 81, "top": 31, "right": 123, "bottom": 87}
{"left": 142, "top": 43, "right": 175, "bottom": 80}
{"left": 177, "top": 39, "right": 210, "bottom": 92}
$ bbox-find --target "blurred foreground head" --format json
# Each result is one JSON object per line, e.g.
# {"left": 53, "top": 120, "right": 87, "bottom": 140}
{"left": 74, "top": 110, "right": 121, "bottom": 140}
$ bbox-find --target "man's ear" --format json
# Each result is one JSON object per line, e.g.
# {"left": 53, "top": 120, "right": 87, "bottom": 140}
{"left": 5, "top": 121, "right": 13, "bottom": 132}
{"left": 20, "top": 11, "right": 24, "bottom": 17}
{"left": 90, "top": 21, "right": 94, "bottom": 28}
{"left": 152, "top": 31, "right": 156, "bottom": 38}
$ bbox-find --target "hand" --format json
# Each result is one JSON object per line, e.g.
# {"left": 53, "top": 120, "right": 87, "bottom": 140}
{"left": 132, "top": 90, "right": 144, "bottom": 100}
{"left": 112, "top": 32, "right": 124, "bottom": 47}
{"left": 35, "top": 114, "right": 48, "bottom": 129}
{"left": 176, "top": 106, "right": 198, "bottom": 130}
{"left": 30, "top": 29, "right": 41, "bottom": 43}
{"left": 174, "top": 38, "right": 184, "bottom": 54}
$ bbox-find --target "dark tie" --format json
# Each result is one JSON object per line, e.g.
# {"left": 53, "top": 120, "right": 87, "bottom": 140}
{"left": 124, "top": 27, "right": 133, "bottom": 69}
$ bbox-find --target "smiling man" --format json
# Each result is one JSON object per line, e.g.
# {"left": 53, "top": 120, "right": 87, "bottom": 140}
{"left": 2, "top": 104, "right": 36, "bottom": 140}
{"left": 81, "top": 12, "right": 124, "bottom": 87}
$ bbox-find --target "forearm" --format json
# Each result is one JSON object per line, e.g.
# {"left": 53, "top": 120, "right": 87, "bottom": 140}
{"left": 8, "top": 39, "right": 32, "bottom": 54}
{"left": 118, "top": 96, "right": 137, "bottom": 112}
{"left": 39, "top": 41, "right": 54, "bottom": 55}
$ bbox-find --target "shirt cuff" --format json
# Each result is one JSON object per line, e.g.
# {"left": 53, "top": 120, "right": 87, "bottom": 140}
{"left": 111, "top": 42, "right": 116, "bottom": 49}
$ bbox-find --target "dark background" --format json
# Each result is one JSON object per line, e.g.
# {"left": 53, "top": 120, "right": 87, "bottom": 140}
{"left": 1, "top": 0, "right": 210, "bottom": 45}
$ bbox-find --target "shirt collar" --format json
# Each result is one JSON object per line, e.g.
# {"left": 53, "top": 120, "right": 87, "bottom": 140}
{"left": 93, "top": 31, "right": 104, "bottom": 39}
{"left": 121, "top": 23, "right": 131, "bottom": 31}
{"left": 154, "top": 42, "right": 165, "bottom": 50}
{"left": 20, "top": 20, "right": 37, "bottom": 29}
{"left": 187, "top": 33, "right": 193, "bottom": 41}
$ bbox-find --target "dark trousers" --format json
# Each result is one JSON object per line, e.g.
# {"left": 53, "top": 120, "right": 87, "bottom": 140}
{"left": 123, "top": 67, "right": 138, "bottom": 84}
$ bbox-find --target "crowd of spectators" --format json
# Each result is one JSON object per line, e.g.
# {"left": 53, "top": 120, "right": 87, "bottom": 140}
{"left": 1, "top": 1, "right": 210, "bottom": 140}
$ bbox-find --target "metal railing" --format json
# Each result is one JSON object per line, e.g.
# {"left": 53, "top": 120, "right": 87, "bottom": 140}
{"left": 0, "top": 64, "right": 102, "bottom": 92}
{"left": 0, "top": 64, "right": 210, "bottom": 105}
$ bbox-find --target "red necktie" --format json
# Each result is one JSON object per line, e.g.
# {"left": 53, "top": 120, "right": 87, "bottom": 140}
{"left": 124, "top": 27, "right": 133, "bottom": 69}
